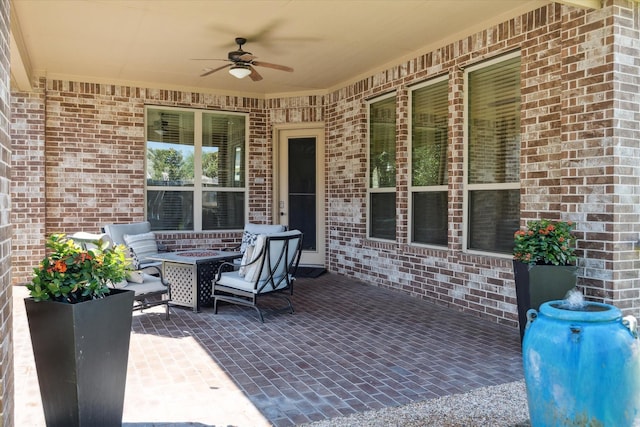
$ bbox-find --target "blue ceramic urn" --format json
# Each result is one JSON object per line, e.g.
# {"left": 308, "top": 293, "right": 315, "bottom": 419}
{"left": 523, "top": 300, "right": 640, "bottom": 426}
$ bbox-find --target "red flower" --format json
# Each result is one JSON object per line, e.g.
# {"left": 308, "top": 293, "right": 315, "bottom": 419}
{"left": 53, "top": 260, "right": 67, "bottom": 273}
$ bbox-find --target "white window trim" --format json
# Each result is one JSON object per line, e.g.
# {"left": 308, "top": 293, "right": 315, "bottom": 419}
{"left": 366, "top": 91, "right": 397, "bottom": 242}
{"left": 462, "top": 51, "right": 521, "bottom": 257}
{"left": 144, "top": 105, "right": 248, "bottom": 232}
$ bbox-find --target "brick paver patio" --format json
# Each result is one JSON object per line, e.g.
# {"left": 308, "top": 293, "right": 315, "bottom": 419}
{"left": 14, "top": 272, "right": 523, "bottom": 426}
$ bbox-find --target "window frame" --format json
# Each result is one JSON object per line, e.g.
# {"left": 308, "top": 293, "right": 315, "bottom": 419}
{"left": 462, "top": 51, "right": 521, "bottom": 257}
{"left": 408, "top": 75, "right": 449, "bottom": 247}
{"left": 144, "top": 105, "right": 248, "bottom": 232}
{"left": 367, "top": 92, "right": 397, "bottom": 241}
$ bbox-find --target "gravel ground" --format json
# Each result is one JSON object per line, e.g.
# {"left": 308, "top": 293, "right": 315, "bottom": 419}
{"left": 301, "top": 381, "right": 531, "bottom": 427}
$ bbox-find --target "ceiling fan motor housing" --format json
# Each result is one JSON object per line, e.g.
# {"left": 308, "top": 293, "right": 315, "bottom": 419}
{"left": 228, "top": 37, "right": 250, "bottom": 62}
{"left": 228, "top": 50, "right": 250, "bottom": 61}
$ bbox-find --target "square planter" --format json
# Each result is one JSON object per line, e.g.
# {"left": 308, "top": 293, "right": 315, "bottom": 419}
{"left": 513, "top": 260, "right": 577, "bottom": 342}
{"left": 24, "top": 288, "right": 135, "bottom": 427}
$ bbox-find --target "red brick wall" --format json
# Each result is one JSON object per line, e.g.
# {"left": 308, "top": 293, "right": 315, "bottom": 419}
{"left": 10, "top": 1, "right": 640, "bottom": 331}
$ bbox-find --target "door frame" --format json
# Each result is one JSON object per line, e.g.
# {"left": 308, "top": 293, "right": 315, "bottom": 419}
{"left": 272, "top": 123, "right": 325, "bottom": 266}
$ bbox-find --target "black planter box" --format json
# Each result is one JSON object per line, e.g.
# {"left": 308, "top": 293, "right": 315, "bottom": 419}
{"left": 24, "top": 288, "right": 135, "bottom": 427}
{"left": 513, "top": 260, "right": 577, "bottom": 342}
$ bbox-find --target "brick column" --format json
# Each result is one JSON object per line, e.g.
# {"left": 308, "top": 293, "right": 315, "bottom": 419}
{"left": 560, "top": 0, "right": 640, "bottom": 310}
{"left": 1, "top": 0, "right": 14, "bottom": 424}
{"left": 10, "top": 83, "right": 46, "bottom": 286}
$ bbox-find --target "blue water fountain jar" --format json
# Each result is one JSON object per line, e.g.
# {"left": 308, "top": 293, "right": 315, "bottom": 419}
{"left": 523, "top": 300, "right": 640, "bottom": 426}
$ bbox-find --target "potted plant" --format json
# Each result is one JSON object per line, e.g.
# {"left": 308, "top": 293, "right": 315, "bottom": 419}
{"left": 512, "top": 219, "right": 578, "bottom": 341}
{"left": 24, "top": 233, "right": 134, "bottom": 427}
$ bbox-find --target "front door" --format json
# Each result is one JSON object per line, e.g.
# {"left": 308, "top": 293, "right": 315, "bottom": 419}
{"left": 275, "top": 126, "right": 325, "bottom": 266}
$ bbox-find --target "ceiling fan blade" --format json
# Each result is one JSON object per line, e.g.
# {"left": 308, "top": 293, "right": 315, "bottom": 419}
{"left": 200, "top": 64, "right": 231, "bottom": 77}
{"left": 190, "top": 58, "right": 228, "bottom": 61}
{"left": 252, "top": 61, "right": 294, "bottom": 72}
{"left": 249, "top": 66, "right": 263, "bottom": 82}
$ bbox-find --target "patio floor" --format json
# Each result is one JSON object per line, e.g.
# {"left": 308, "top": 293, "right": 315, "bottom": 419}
{"left": 14, "top": 272, "right": 524, "bottom": 427}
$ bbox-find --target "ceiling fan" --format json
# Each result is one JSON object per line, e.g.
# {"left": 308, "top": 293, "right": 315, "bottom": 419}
{"left": 194, "top": 37, "right": 294, "bottom": 81}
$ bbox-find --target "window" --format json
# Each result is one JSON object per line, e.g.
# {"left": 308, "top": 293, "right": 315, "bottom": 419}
{"left": 368, "top": 95, "right": 397, "bottom": 240}
{"left": 145, "top": 107, "right": 246, "bottom": 231}
{"left": 410, "top": 78, "right": 448, "bottom": 246}
{"left": 465, "top": 54, "right": 521, "bottom": 254}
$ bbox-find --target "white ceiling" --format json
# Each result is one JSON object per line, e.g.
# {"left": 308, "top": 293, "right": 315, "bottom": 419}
{"left": 10, "top": 0, "right": 600, "bottom": 98}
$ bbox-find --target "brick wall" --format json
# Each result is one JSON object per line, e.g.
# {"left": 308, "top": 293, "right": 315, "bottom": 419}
{"left": 324, "top": 4, "right": 575, "bottom": 326}
{"left": 558, "top": 0, "right": 640, "bottom": 310}
{"left": 10, "top": 1, "right": 640, "bottom": 333}
{"left": 12, "top": 85, "right": 272, "bottom": 278}
{"left": 1, "top": 0, "right": 13, "bottom": 424}
{"left": 11, "top": 81, "right": 46, "bottom": 288}
{"left": 323, "top": 1, "right": 640, "bottom": 324}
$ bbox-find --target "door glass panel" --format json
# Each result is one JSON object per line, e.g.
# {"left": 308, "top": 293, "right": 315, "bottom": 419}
{"left": 288, "top": 137, "right": 316, "bottom": 251}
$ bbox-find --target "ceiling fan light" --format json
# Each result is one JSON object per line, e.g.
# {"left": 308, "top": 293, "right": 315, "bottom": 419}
{"left": 229, "top": 65, "right": 251, "bottom": 79}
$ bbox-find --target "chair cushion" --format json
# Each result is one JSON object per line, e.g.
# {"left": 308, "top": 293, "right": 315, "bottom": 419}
{"left": 103, "top": 221, "right": 151, "bottom": 246}
{"left": 120, "top": 274, "right": 167, "bottom": 296}
{"left": 240, "top": 223, "right": 286, "bottom": 253}
{"left": 70, "top": 232, "right": 106, "bottom": 250}
{"left": 216, "top": 270, "right": 294, "bottom": 294}
{"left": 123, "top": 232, "right": 159, "bottom": 266}
{"left": 216, "top": 270, "right": 258, "bottom": 293}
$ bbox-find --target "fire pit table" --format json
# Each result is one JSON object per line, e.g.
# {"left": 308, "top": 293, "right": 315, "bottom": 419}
{"left": 148, "top": 250, "right": 242, "bottom": 312}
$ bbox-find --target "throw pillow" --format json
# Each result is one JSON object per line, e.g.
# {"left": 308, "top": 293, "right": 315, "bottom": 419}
{"left": 240, "top": 230, "right": 259, "bottom": 254}
{"left": 128, "top": 246, "right": 141, "bottom": 270}
{"left": 126, "top": 270, "right": 145, "bottom": 283}
{"left": 238, "top": 244, "right": 255, "bottom": 277}
{"left": 243, "top": 234, "right": 267, "bottom": 283}
{"left": 123, "top": 232, "right": 159, "bottom": 265}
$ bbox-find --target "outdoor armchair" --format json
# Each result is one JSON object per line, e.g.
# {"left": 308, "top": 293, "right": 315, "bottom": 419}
{"left": 213, "top": 230, "right": 303, "bottom": 322}
{"left": 102, "top": 221, "right": 165, "bottom": 272}
{"left": 79, "top": 225, "right": 172, "bottom": 319}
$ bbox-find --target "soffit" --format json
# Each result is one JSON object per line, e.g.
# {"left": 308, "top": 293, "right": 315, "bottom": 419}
{"left": 10, "top": 1, "right": 593, "bottom": 97}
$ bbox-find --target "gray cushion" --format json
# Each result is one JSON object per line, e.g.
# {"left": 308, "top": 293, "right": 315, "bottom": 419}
{"left": 217, "top": 270, "right": 293, "bottom": 294}
{"left": 240, "top": 223, "right": 286, "bottom": 253}
{"left": 103, "top": 221, "right": 152, "bottom": 246}
{"left": 118, "top": 274, "right": 167, "bottom": 296}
